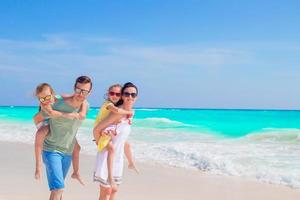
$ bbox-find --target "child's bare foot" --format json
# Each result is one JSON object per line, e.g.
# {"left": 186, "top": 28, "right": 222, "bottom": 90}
{"left": 128, "top": 163, "right": 139, "bottom": 174}
{"left": 71, "top": 172, "right": 85, "bottom": 185}
{"left": 34, "top": 167, "right": 42, "bottom": 180}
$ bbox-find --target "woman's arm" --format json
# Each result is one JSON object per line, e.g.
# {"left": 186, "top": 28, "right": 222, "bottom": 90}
{"left": 93, "top": 113, "right": 122, "bottom": 143}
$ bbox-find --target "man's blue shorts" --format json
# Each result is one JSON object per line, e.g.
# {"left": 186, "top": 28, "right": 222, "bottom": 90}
{"left": 42, "top": 151, "right": 72, "bottom": 191}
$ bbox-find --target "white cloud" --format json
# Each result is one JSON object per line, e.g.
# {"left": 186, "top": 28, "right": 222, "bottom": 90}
{"left": 1, "top": 34, "right": 300, "bottom": 108}
{"left": 0, "top": 34, "right": 251, "bottom": 71}
{"left": 109, "top": 46, "right": 250, "bottom": 67}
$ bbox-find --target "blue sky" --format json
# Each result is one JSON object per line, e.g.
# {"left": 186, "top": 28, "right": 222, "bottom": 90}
{"left": 1, "top": 0, "right": 300, "bottom": 109}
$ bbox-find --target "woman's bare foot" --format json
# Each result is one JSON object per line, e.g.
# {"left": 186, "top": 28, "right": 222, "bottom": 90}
{"left": 71, "top": 172, "right": 85, "bottom": 185}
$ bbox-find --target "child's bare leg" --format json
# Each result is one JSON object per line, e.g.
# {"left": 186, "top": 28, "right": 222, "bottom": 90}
{"left": 34, "top": 125, "right": 48, "bottom": 179}
{"left": 71, "top": 140, "right": 85, "bottom": 185}
{"left": 107, "top": 141, "right": 116, "bottom": 190}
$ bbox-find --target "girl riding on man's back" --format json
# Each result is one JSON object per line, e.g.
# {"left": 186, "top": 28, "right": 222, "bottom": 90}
{"left": 33, "top": 83, "right": 87, "bottom": 185}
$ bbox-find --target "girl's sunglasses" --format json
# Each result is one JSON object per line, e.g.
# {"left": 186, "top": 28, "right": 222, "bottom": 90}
{"left": 109, "top": 91, "right": 121, "bottom": 97}
{"left": 123, "top": 92, "right": 137, "bottom": 98}
{"left": 39, "top": 95, "right": 52, "bottom": 103}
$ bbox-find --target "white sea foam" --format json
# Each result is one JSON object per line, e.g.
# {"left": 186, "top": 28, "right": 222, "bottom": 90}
{"left": 245, "top": 128, "right": 300, "bottom": 144}
{"left": 0, "top": 121, "right": 300, "bottom": 188}
{"left": 138, "top": 117, "right": 183, "bottom": 124}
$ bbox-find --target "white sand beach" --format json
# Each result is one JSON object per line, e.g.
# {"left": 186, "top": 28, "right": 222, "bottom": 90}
{"left": 0, "top": 141, "right": 300, "bottom": 200}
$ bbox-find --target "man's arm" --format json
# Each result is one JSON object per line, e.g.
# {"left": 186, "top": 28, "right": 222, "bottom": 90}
{"left": 78, "top": 100, "right": 88, "bottom": 120}
{"left": 93, "top": 113, "right": 121, "bottom": 143}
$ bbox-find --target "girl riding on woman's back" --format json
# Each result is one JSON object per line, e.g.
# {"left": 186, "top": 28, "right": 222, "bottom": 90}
{"left": 94, "top": 84, "right": 138, "bottom": 188}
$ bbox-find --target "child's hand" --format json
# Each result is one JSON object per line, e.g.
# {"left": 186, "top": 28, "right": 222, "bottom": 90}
{"left": 100, "top": 130, "right": 109, "bottom": 136}
{"left": 130, "top": 110, "right": 135, "bottom": 115}
{"left": 126, "top": 110, "right": 135, "bottom": 118}
{"left": 101, "top": 130, "right": 116, "bottom": 137}
{"left": 78, "top": 113, "right": 86, "bottom": 120}
{"left": 69, "top": 113, "right": 80, "bottom": 120}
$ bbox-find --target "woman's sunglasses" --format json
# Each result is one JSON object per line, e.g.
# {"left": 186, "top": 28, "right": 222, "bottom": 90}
{"left": 39, "top": 95, "right": 52, "bottom": 103}
{"left": 123, "top": 92, "right": 137, "bottom": 98}
{"left": 109, "top": 91, "right": 121, "bottom": 97}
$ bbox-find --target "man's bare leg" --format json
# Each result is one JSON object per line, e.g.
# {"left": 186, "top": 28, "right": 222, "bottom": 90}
{"left": 49, "top": 189, "right": 63, "bottom": 200}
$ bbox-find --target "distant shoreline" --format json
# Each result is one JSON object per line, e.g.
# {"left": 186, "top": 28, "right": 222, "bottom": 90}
{"left": 1, "top": 105, "right": 300, "bottom": 111}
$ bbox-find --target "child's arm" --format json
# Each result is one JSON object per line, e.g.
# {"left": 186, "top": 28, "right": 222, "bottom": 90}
{"left": 107, "top": 104, "right": 134, "bottom": 116}
{"left": 33, "top": 112, "right": 44, "bottom": 125}
{"left": 41, "top": 104, "right": 79, "bottom": 119}
{"left": 61, "top": 94, "right": 73, "bottom": 98}
{"left": 78, "top": 100, "right": 88, "bottom": 120}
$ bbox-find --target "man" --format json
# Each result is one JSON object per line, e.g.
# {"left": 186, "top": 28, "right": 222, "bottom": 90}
{"left": 42, "top": 76, "right": 92, "bottom": 200}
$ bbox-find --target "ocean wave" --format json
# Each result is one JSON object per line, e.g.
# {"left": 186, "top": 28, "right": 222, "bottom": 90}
{"left": 131, "top": 141, "right": 300, "bottom": 188}
{"left": 245, "top": 128, "right": 300, "bottom": 144}
{"left": 134, "top": 117, "right": 193, "bottom": 128}
{"left": 136, "top": 108, "right": 161, "bottom": 111}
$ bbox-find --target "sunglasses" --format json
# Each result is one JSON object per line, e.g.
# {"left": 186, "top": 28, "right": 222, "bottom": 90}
{"left": 39, "top": 95, "right": 52, "bottom": 103}
{"left": 109, "top": 91, "right": 121, "bottom": 97}
{"left": 123, "top": 92, "right": 137, "bottom": 98}
{"left": 75, "top": 87, "right": 90, "bottom": 96}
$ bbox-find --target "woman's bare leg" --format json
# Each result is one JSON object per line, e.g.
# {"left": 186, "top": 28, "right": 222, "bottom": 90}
{"left": 109, "top": 185, "right": 118, "bottom": 200}
{"left": 99, "top": 185, "right": 111, "bottom": 200}
{"left": 107, "top": 141, "right": 116, "bottom": 190}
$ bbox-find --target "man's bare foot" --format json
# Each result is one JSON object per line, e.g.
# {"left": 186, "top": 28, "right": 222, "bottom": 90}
{"left": 34, "top": 167, "right": 42, "bottom": 180}
{"left": 71, "top": 172, "right": 85, "bottom": 185}
{"left": 128, "top": 163, "right": 139, "bottom": 174}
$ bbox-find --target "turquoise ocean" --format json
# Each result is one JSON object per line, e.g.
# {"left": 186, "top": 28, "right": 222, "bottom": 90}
{"left": 1, "top": 106, "right": 300, "bottom": 188}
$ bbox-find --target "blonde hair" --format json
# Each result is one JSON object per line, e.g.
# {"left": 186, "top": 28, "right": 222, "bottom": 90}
{"left": 108, "top": 84, "right": 122, "bottom": 92}
{"left": 35, "top": 83, "right": 55, "bottom": 96}
{"left": 104, "top": 84, "right": 122, "bottom": 102}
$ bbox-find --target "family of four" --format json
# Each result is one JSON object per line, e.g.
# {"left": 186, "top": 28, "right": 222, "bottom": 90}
{"left": 33, "top": 76, "right": 139, "bottom": 200}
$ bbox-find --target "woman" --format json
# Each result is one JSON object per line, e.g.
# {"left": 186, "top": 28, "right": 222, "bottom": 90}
{"left": 93, "top": 82, "right": 138, "bottom": 200}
